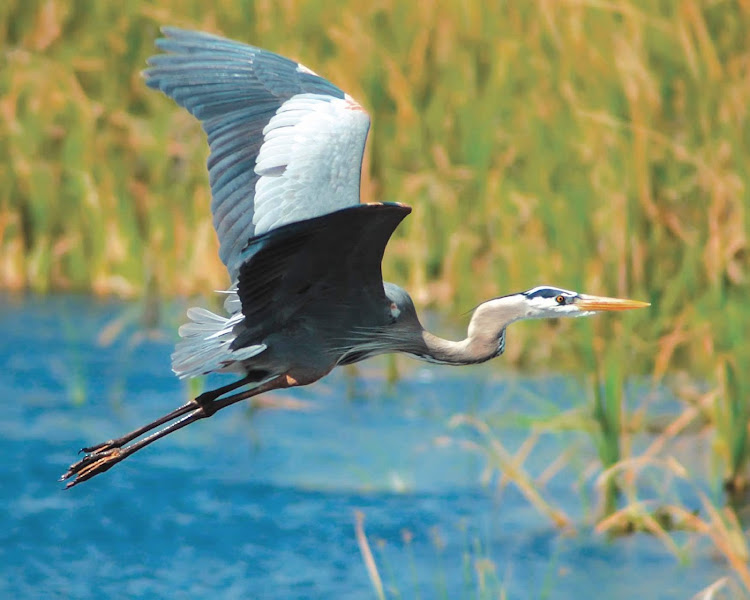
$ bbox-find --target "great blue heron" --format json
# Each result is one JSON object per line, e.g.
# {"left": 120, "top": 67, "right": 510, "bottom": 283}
{"left": 62, "top": 27, "right": 648, "bottom": 488}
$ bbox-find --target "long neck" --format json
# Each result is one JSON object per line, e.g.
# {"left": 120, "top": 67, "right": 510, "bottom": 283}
{"left": 415, "top": 295, "right": 524, "bottom": 365}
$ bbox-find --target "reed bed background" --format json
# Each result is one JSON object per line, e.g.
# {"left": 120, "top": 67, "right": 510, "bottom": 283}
{"left": 3, "top": 0, "right": 750, "bottom": 594}
{"left": 2, "top": 1, "right": 747, "bottom": 376}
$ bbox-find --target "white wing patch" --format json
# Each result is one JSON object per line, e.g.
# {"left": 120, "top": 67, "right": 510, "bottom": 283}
{"left": 253, "top": 93, "right": 370, "bottom": 235}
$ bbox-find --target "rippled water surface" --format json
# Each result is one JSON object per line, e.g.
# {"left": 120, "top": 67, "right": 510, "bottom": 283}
{"left": 0, "top": 295, "right": 730, "bottom": 598}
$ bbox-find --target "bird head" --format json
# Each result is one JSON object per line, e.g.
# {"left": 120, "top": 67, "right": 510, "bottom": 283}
{"left": 519, "top": 286, "right": 650, "bottom": 320}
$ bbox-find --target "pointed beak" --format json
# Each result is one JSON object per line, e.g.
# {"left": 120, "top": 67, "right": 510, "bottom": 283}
{"left": 574, "top": 294, "right": 650, "bottom": 312}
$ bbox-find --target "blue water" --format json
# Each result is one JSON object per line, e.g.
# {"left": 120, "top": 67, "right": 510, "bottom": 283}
{"left": 0, "top": 295, "right": 731, "bottom": 598}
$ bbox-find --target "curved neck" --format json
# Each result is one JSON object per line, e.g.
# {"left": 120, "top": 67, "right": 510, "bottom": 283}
{"left": 416, "top": 331, "right": 500, "bottom": 365}
{"left": 414, "top": 295, "right": 523, "bottom": 365}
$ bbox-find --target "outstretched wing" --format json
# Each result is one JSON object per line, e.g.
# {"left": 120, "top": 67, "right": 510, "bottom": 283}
{"left": 144, "top": 27, "right": 370, "bottom": 280}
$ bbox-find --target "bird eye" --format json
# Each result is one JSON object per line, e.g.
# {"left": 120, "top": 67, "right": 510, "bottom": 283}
{"left": 556, "top": 295, "right": 566, "bottom": 305}
{"left": 389, "top": 302, "right": 401, "bottom": 322}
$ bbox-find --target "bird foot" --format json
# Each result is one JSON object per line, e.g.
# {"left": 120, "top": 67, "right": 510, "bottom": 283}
{"left": 61, "top": 446, "right": 124, "bottom": 489}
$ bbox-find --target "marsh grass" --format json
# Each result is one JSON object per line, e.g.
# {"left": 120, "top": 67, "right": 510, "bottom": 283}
{"left": 714, "top": 355, "right": 750, "bottom": 499}
{"left": 357, "top": 513, "right": 510, "bottom": 600}
{"left": 356, "top": 511, "right": 386, "bottom": 600}
{"left": 445, "top": 367, "right": 750, "bottom": 591}
{"left": 691, "top": 578, "right": 747, "bottom": 600}
{"left": 2, "top": 1, "right": 746, "bottom": 376}
{"left": 595, "top": 457, "right": 750, "bottom": 591}
{"left": 589, "top": 343, "right": 626, "bottom": 517}
{"left": 447, "top": 413, "right": 573, "bottom": 530}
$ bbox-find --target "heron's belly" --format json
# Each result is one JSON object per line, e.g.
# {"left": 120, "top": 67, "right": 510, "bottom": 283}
{"left": 236, "top": 327, "right": 340, "bottom": 385}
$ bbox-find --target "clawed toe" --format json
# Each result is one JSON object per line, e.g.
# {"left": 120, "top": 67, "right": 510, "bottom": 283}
{"left": 61, "top": 447, "right": 123, "bottom": 488}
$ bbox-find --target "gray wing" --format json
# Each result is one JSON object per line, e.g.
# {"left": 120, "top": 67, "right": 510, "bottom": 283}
{"left": 144, "top": 27, "right": 370, "bottom": 280}
{"left": 230, "top": 203, "right": 411, "bottom": 351}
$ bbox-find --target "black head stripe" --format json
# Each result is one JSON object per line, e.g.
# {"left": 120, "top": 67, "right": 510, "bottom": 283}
{"left": 524, "top": 286, "right": 565, "bottom": 299}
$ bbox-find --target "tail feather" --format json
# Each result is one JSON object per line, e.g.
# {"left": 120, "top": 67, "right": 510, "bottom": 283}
{"left": 186, "top": 306, "right": 227, "bottom": 323}
{"left": 221, "top": 289, "right": 242, "bottom": 314}
{"left": 172, "top": 291, "right": 265, "bottom": 378}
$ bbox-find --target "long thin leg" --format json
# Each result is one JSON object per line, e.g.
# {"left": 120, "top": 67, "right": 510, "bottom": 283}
{"left": 78, "top": 375, "right": 255, "bottom": 455}
{"left": 61, "top": 375, "right": 289, "bottom": 488}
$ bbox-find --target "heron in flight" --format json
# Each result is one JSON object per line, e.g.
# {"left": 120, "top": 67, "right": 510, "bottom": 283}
{"left": 62, "top": 28, "right": 648, "bottom": 487}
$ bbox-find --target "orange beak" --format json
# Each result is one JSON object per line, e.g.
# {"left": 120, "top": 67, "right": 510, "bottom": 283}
{"left": 574, "top": 294, "right": 650, "bottom": 312}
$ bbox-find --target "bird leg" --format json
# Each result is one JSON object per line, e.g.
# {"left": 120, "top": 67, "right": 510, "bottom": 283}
{"left": 76, "top": 376, "right": 255, "bottom": 455}
{"left": 61, "top": 375, "right": 289, "bottom": 488}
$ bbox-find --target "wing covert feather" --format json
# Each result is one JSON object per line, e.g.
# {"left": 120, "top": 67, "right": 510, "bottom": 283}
{"left": 232, "top": 203, "right": 411, "bottom": 349}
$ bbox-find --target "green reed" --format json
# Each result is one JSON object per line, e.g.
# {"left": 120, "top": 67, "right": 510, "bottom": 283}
{"left": 590, "top": 347, "right": 625, "bottom": 518}
{"left": 714, "top": 356, "right": 750, "bottom": 498}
